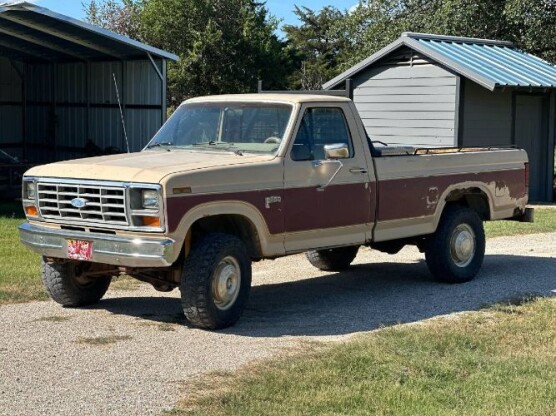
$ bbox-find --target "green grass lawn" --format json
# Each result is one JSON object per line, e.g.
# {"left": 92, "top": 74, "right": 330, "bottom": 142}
{"left": 0, "top": 205, "right": 554, "bottom": 305}
{"left": 0, "top": 202, "right": 143, "bottom": 305}
{"left": 485, "top": 208, "right": 556, "bottom": 238}
{"left": 173, "top": 297, "right": 556, "bottom": 416}
{"left": 0, "top": 202, "right": 45, "bottom": 304}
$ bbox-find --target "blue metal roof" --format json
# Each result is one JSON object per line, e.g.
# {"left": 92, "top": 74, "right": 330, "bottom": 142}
{"left": 324, "top": 32, "right": 556, "bottom": 91}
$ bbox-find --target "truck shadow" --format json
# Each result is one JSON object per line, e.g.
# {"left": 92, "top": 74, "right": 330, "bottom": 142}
{"left": 95, "top": 253, "right": 556, "bottom": 337}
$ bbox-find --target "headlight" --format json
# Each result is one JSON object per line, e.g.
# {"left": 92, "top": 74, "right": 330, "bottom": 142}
{"left": 25, "top": 181, "right": 36, "bottom": 200}
{"left": 142, "top": 189, "right": 159, "bottom": 209}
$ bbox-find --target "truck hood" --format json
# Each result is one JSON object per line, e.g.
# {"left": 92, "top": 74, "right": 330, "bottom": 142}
{"left": 25, "top": 150, "right": 275, "bottom": 183}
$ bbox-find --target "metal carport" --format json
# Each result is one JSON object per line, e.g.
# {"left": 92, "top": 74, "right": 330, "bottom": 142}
{"left": 0, "top": 1, "right": 178, "bottom": 163}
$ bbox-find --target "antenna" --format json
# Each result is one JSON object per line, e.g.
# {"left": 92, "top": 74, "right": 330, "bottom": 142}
{"left": 112, "top": 73, "right": 130, "bottom": 153}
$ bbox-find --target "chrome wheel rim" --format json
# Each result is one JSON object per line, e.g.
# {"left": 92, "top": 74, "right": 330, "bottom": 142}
{"left": 450, "top": 224, "right": 476, "bottom": 267}
{"left": 211, "top": 256, "right": 241, "bottom": 311}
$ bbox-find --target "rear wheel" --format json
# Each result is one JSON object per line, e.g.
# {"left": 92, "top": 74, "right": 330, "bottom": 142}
{"left": 180, "top": 233, "right": 252, "bottom": 330}
{"left": 306, "top": 246, "right": 359, "bottom": 271}
{"left": 41, "top": 258, "right": 111, "bottom": 306}
{"left": 425, "top": 206, "right": 485, "bottom": 283}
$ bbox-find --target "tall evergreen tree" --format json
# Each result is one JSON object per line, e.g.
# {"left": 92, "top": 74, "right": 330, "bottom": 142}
{"left": 84, "top": 0, "right": 292, "bottom": 103}
{"left": 335, "top": 0, "right": 556, "bottom": 70}
{"left": 283, "top": 6, "right": 346, "bottom": 89}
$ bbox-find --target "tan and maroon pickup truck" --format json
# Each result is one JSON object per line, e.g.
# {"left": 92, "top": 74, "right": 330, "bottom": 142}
{"left": 19, "top": 93, "right": 533, "bottom": 329}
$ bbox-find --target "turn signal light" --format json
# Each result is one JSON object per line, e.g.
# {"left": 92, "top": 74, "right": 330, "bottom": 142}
{"left": 25, "top": 205, "right": 38, "bottom": 216}
{"left": 142, "top": 216, "right": 161, "bottom": 227}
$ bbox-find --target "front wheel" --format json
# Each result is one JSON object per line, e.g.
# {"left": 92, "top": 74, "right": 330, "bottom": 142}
{"left": 425, "top": 206, "right": 485, "bottom": 283}
{"left": 41, "top": 258, "right": 111, "bottom": 306}
{"left": 180, "top": 233, "right": 252, "bottom": 330}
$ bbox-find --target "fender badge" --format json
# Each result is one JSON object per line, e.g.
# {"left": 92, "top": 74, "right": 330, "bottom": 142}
{"left": 265, "top": 196, "right": 281, "bottom": 209}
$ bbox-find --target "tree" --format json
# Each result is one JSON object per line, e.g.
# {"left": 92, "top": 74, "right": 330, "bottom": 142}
{"left": 335, "top": 0, "right": 556, "bottom": 71}
{"left": 283, "top": 6, "right": 346, "bottom": 89}
{"left": 504, "top": 0, "right": 556, "bottom": 63}
{"left": 83, "top": 0, "right": 141, "bottom": 38}
{"left": 83, "top": 0, "right": 292, "bottom": 103}
{"left": 140, "top": 0, "right": 292, "bottom": 102}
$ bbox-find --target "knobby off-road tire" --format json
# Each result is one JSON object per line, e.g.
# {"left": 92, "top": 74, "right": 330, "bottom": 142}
{"left": 180, "top": 233, "right": 252, "bottom": 330}
{"left": 41, "top": 258, "right": 111, "bottom": 306}
{"left": 425, "top": 206, "right": 485, "bottom": 283}
{"left": 305, "top": 246, "right": 360, "bottom": 271}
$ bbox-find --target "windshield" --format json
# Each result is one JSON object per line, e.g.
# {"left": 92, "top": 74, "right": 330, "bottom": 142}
{"left": 145, "top": 102, "right": 292, "bottom": 155}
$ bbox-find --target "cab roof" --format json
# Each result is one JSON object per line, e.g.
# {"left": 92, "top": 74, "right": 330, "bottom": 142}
{"left": 185, "top": 93, "right": 352, "bottom": 105}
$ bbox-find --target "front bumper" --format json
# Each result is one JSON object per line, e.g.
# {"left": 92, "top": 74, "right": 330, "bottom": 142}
{"left": 19, "top": 223, "right": 176, "bottom": 267}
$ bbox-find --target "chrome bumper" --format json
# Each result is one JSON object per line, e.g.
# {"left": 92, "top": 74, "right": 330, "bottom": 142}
{"left": 19, "top": 223, "right": 175, "bottom": 267}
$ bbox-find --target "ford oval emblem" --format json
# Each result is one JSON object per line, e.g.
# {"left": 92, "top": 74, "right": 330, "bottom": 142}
{"left": 70, "top": 197, "right": 88, "bottom": 208}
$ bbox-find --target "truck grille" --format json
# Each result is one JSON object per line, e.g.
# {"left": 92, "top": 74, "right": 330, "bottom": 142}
{"left": 37, "top": 182, "right": 128, "bottom": 225}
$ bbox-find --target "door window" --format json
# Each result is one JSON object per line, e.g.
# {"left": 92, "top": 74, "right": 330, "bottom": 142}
{"left": 291, "top": 107, "right": 354, "bottom": 161}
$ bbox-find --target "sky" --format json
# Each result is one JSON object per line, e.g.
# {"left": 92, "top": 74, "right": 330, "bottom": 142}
{"left": 26, "top": 0, "right": 357, "bottom": 31}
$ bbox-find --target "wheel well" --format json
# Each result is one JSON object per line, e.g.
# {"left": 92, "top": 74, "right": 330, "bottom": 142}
{"left": 190, "top": 215, "right": 262, "bottom": 259}
{"left": 444, "top": 188, "right": 491, "bottom": 220}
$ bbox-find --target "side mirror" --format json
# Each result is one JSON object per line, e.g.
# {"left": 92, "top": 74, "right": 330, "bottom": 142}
{"left": 324, "top": 143, "right": 349, "bottom": 159}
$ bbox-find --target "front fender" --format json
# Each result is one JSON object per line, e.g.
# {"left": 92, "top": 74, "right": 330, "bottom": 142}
{"left": 167, "top": 200, "right": 285, "bottom": 262}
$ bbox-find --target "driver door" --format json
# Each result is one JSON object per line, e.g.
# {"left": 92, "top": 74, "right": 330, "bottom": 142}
{"left": 283, "top": 104, "right": 373, "bottom": 253}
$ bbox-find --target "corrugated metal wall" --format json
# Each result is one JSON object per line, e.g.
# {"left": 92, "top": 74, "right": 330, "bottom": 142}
{"left": 352, "top": 50, "right": 458, "bottom": 147}
{"left": 0, "top": 58, "right": 164, "bottom": 163}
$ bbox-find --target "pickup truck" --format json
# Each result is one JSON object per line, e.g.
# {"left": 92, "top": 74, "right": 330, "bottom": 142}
{"left": 19, "top": 93, "right": 533, "bottom": 329}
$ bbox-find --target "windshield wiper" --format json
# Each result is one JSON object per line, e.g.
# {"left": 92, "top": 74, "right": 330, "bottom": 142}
{"left": 146, "top": 142, "right": 174, "bottom": 149}
{"left": 190, "top": 141, "right": 243, "bottom": 155}
{"left": 192, "top": 141, "right": 230, "bottom": 146}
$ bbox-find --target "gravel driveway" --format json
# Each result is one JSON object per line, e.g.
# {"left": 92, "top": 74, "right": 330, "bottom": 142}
{"left": 1, "top": 232, "right": 555, "bottom": 415}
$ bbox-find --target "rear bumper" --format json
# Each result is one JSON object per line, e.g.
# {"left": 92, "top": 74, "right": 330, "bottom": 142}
{"left": 19, "top": 223, "right": 175, "bottom": 267}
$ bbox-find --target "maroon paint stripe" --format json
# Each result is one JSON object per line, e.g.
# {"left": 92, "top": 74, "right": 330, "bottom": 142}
{"left": 283, "top": 182, "right": 373, "bottom": 232}
{"left": 166, "top": 189, "right": 284, "bottom": 234}
{"left": 166, "top": 168, "right": 525, "bottom": 234}
{"left": 377, "top": 169, "right": 526, "bottom": 221}
{"left": 166, "top": 182, "right": 375, "bottom": 234}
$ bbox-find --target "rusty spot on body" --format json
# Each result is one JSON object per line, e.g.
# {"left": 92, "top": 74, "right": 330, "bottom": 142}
{"left": 427, "top": 186, "right": 439, "bottom": 208}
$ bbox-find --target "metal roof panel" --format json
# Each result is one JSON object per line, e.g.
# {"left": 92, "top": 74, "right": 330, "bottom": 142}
{"left": 415, "top": 38, "right": 555, "bottom": 88}
{"left": 0, "top": 2, "right": 178, "bottom": 62}
{"left": 324, "top": 32, "right": 556, "bottom": 91}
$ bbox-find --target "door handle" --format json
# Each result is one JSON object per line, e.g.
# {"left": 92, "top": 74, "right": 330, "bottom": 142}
{"left": 349, "top": 167, "right": 368, "bottom": 174}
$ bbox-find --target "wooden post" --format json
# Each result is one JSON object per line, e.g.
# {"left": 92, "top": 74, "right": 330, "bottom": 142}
{"left": 345, "top": 79, "right": 353, "bottom": 100}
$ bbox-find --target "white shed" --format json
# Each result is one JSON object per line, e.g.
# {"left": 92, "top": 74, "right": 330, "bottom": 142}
{"left": 324, "top": 32, "right": 556, "bottom": 202}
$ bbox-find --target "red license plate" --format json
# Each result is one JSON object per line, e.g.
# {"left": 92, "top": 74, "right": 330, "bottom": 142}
{"left": 67, "top": 240, "right": 93, "bottom": 261}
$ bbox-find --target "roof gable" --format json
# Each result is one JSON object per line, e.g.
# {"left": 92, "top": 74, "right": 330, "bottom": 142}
{"left": 323, "top": 32, "right": 556, "bottom": 91}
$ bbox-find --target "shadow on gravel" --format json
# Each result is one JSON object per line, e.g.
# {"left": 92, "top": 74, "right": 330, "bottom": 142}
{"left": 92, "top": 254, "right": 556, "bottom": 338}
{"left": 87, "top": 296, "right": 185, "bottom": 325}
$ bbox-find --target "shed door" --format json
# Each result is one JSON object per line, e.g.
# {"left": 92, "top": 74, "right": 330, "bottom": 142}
{"left": 514, "top": 94, "right": 549, "bottom": 202}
